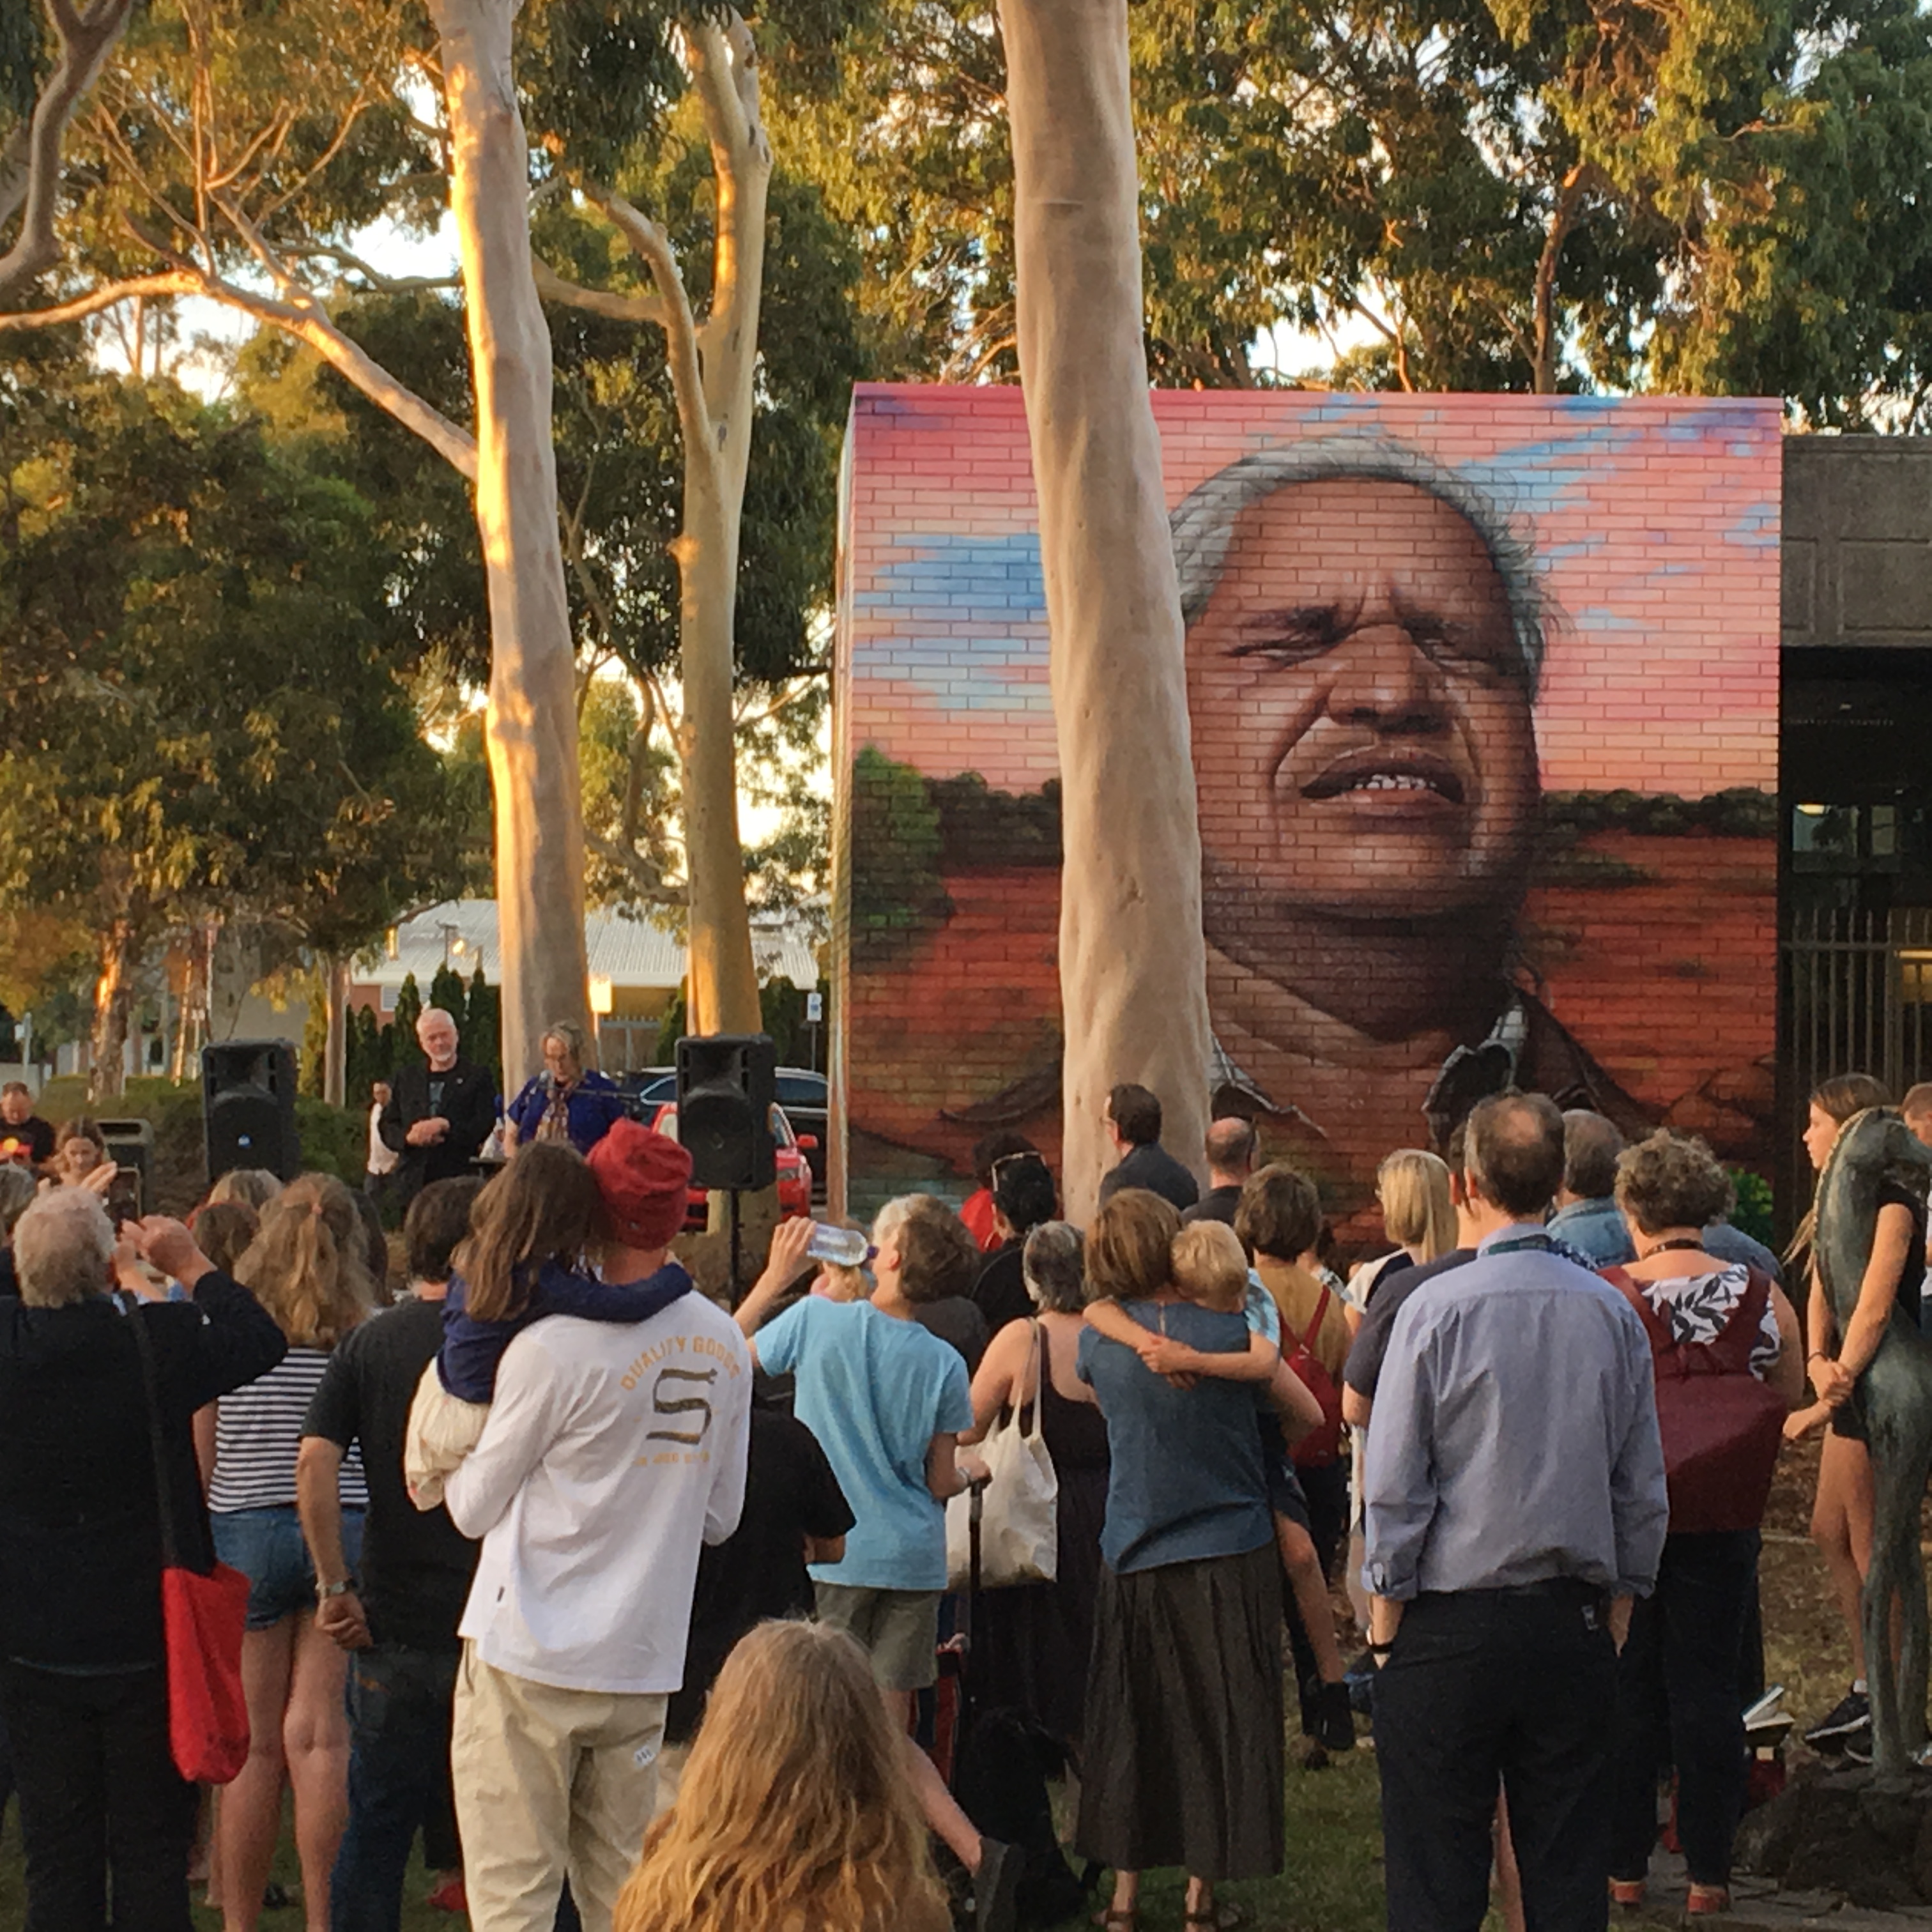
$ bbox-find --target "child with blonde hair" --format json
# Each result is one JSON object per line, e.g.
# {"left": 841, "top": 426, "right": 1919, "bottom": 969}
{"left": 616, "top": 1620, "right": 951, "bottom": 1932}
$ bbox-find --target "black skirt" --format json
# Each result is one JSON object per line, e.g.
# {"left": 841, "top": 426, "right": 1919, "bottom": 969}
{"left": 1075, "top": 1541, "right": 1284, "bottom": 1880}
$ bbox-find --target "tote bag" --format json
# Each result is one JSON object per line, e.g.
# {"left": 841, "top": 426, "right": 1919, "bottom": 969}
{"left": 947, "top": 1321, "right": 1059, "bottom": 1590}
{"left": 126, "top": 1297, "right": 253, "bottom": 1784}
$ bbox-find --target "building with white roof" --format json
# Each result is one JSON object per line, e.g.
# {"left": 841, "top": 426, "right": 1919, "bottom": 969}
{"left": 349, "top": 900, "right": 823, "bottom": 1071}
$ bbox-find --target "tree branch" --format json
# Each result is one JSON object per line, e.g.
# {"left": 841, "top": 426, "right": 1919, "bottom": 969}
{"left": 684, "top": 10, "right": 770, "bottom": 367}
{"left": 531, "top": 255, "right": 667, "bottom": 325}
{"left": 0, "top": 262, "right": 479, "bottom": 480}
{"left": 291, "top": 243, "right": 463, "bottom": 294}
{"left": 585, "top": 829, "right": 686, "bottom": 909}
{"left": 578, "top": 183, "right": 713, "bottom": 479}
{"left": 0, "top": 0, "right": 138, "bottom": 304}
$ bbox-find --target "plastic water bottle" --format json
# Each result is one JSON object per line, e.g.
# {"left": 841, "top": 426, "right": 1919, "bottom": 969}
{"left": 806, "top": 1222, "right": 872, "bottom": 1268}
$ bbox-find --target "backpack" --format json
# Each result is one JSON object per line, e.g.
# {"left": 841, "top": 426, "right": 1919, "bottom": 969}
{"left": 1605, "top": 1266, "right": 1786, "bottom": 1535}
{"left": 1285, "top": 1285, "right": 1345, "bottom": 1469}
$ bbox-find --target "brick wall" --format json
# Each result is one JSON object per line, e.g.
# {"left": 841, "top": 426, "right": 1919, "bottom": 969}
{"left": 834, "top": 388, "right": 1782, "bottom": 1239}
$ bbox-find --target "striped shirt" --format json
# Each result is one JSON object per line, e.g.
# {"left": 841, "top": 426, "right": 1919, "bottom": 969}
{"left": 210, "top": 1347, "right": 367, "bottom": 1514}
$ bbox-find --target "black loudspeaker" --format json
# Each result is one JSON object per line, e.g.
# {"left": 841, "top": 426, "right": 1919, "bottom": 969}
{"left": 201, "top": 1040, "right": 300, "bottom": 1183}
{"left": 675, "top": 1034, "right": 776, "bottom": 1192}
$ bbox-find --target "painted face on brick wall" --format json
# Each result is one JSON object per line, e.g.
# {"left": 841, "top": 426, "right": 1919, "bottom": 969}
{"left": 1185, "top": 478, "right": 1539, "bottom": 945}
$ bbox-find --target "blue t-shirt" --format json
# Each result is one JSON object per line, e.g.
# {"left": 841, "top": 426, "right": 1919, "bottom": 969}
{"left": 1078, "top": 1300, "right": 1273, "bottom": 1576}
{"left": 755, "top": 1297, "right": 972, "bottom": 1591}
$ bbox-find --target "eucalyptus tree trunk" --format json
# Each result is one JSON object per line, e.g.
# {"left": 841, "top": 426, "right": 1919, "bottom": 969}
{"left": 999, "top": 0, "right": 1212, "bottom": 1220}
{"left": 321, "top": 953, "right": 349, "bottom": 1107}
{"left": 88, "top": 914, "right": 138, "bottom": 1101}
{"left": 430, "top": 0, "right": 592, "bottom": 1087}
{"left": 582, "top": 16, "right": 768, "bottom": 1042}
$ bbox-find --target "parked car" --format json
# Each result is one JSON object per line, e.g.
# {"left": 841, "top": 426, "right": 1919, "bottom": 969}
{"left": 648, "top": 1101, "right": 815, "bottom": 1229}
{"left": 776, "top": 1067, "right": 829, "bottom": 1201}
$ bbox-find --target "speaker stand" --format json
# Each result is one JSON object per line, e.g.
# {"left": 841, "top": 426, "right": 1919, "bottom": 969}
{"left": 728, "top": 1187, "right": 742, "bottom": 1305}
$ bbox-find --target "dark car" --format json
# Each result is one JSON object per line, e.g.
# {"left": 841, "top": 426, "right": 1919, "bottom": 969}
{"left": 776, "top": 1067, "right": 828, "bottom": 1201}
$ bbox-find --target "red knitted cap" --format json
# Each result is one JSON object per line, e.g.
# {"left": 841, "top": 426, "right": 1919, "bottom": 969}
{"left": 587, "top": 1118, "right": 693, "bottom": 1250}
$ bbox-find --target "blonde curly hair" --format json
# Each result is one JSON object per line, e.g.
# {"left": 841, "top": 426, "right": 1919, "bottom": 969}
{"left": 233, "top": 1172, "right": 372, "bottom": 1350}
{"left": 614, "top": 1621, "right": 951, "bottom": 1932}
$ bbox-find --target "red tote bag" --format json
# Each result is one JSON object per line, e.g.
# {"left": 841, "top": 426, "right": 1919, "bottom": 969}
{"left": 126, "top": 1298, "right": 253, "bottom": 1784}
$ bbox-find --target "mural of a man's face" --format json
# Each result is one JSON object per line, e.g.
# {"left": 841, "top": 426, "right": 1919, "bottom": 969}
{"left": 1186, "top": 477, "right": 1540, "bottom": 947}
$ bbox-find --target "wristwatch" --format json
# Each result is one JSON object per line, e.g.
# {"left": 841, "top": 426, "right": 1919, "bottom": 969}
{"left": 316, "top": 1579, "right": 356, "bottom": 1601}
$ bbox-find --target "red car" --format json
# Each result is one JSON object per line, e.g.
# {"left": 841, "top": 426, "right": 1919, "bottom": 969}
{"left": 647, "top": 1101, "right": 815, "bottom": 1230}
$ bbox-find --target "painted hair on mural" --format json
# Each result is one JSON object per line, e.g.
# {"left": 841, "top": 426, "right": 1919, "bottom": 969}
{"left": 1167, "top": 438, "right": 1549, "bottom": 697}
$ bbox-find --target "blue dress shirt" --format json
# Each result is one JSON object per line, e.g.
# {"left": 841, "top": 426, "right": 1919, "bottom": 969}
{"left": 1361, "top": 1223, "right": 1668, "bottom": 1604}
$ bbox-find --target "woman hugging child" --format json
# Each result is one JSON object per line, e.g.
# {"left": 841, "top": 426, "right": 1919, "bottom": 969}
{"left": 405, "top": 1140, "right": 693, "bottom": 1507}
{"left": 1085, "top": 1214, "right": 1356, "bottom": 1752}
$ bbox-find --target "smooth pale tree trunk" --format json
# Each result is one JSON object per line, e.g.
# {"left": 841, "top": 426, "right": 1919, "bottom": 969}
{"left": 88, "top": 916, "right": 138, "bottom": 1101}
{"left": 677, "top": 19, "right": 768, "bottom": 1045}
{"left": 431, "top": 0, "right": 592, "bottom": 1089}
{"left": 321, "top": 954, "right": 349, "bottom": 1107}
{"left": 999, "top": 0, "right": 1213, "bottom": 1222}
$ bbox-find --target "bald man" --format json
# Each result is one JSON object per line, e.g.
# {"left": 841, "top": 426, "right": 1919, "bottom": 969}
{"left": 1183, "top": 1117, "right": 1261, "bottom": 1229}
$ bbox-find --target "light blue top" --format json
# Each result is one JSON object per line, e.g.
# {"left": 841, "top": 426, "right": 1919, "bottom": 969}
{"left": 1243, "top": 1272, "right": 1281, "bottom": 1345}
{"left": 755, "top": 1296, "right": 971, "bottom": 1591}
{"left": 1078, "top": 1301, "right": 1272, "bottom": 1575}
{"left": 1361, "top": 1224, "right": 1667, "bottom": 1604}
{"left": 1546, "top": 1196, "right": 1637, "bottom": 1268}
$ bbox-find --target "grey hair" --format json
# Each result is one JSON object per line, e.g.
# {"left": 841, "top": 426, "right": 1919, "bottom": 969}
{"left": 542, "top": 1020, "right": 587, "bottom": 1063}
{"left": 14, "top": 1188, "right": 114, "bottom": 1307}
{"left": 1022, "top": 1220, "right": 1087, "bottom": 1315}
{"left": 1169, "top": 438, "right": 1548, "bottom": 696}
{"left": 0, "top": 1164, "right": 36, "bottom": 1241}
{"left": 418, "top": 1007, "right": 457, "bottom": 1031}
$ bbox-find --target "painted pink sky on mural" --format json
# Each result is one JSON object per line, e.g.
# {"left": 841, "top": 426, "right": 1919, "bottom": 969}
{"left": 839, "top": 386, "right": 1781, "bottom": 797}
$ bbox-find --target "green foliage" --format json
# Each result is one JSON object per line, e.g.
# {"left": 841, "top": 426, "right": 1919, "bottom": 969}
{"left": 291, "top": 1095, "right": 372, "bottom": 1191}
{"left": 390, "top": 974, "right": 423, "bottom": 1068}
{"left": 300, "top": 973, "right": 330, "bottom": 1099}
{"left": 772, "top": 0, "right": 1932, "bottom": 415}
{"left": 464, "top": 963, "right": 502, "bottom": 1091}
{"left": 848, "top": 746, "right": 952, "bottom": 968}
{"left": 345, "top": 1002, "right": 387, "bottom": 1102}
{"left": 427, "top": 963, "right": 468, "bottom": 1032}
{"left": 0, "top": 362, "right": 472, "bottom": 999}
{"left": 1729, "top": 1167, "right": 1777, "bottom": 1248}
{"left": 653, "top": 988, "right": 687, "bottom": 1066}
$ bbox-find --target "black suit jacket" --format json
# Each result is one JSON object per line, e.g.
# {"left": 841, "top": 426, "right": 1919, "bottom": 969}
{"left": 379, "top": 1058, "right": 496, "bottom": 1189}
{"left": 1098, "top": 1141, "right": 1201, "bottom": 1213}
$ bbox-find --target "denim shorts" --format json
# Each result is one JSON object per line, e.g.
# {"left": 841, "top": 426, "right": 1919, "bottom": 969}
{"left": 211, "top": 1503, "right": 365, "bottom": 1632}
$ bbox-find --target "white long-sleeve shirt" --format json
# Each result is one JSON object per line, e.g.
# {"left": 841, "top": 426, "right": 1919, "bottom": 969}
{"left": 446, "top": 1298, "right": 751, "bottom": 1694}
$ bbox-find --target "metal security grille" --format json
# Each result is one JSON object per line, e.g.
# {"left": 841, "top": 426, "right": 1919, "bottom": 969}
{"left": 1782, "top": 906, "right": 1932, "bottom": 1104}
{"left": 1779, "top": 905, "right": 1932, "bottom": 1230}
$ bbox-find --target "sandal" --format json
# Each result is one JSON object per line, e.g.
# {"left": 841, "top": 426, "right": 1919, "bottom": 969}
{"left": 1184, "top": 1906, "right": 1246, "bottom": 1930}
{"left": 1092, "top": 1913, "right": 1136, "bottom": 1931}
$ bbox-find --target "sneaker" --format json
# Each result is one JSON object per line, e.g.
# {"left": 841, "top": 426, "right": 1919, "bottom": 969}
{"left": 1316, "top": 1678, "right": 1356, "bottom": 1754}
{"left": 974, "top": 1837, "right": 1022, "bottom": 1932}
{"left": 1805, "top": 1687, "right": 1870, "bottom": 1750}
{"left": 1843, "top": 1723, "right": 1874, "bottom": 1765}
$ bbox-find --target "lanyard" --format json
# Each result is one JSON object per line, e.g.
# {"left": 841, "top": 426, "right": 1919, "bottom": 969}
{"left": 1485, "top": 1232, "right": 1552, "bottom": 1258}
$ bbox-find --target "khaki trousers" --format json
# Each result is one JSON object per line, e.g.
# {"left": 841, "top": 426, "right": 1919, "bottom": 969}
{"left": 450, "top": 1643, "right": 667, "bottom": 1932}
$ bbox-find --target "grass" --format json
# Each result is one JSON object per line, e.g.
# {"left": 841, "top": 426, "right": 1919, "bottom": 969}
{"left": 0, "top": 1746, "right": 1390, "bottom": 1932}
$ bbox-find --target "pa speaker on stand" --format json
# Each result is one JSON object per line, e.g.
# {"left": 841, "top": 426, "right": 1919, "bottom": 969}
{"left": 201, "top": 1039, "right": 300, "bottom": 1184}
{"left": 675, "top": 1033, "right": 777, "bottom": 1291}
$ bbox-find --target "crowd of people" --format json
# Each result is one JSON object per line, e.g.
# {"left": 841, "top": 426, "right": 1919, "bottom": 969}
{"left": 0, "top": 1034, "right": 1923, "bottom": 1932}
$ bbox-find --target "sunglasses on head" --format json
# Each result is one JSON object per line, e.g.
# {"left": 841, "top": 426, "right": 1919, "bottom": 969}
{"left": 991, "top": 1151, "right": 1048, "bottom": 1181}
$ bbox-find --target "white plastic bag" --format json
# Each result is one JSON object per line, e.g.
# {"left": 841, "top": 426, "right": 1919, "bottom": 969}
{"left": 947, "top": 1321, "right": 1059, "bottom": 1588}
